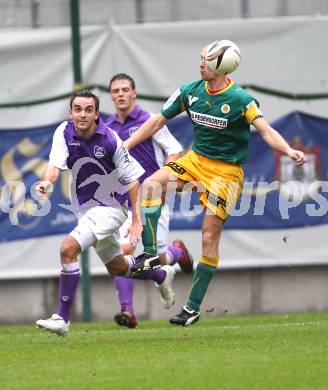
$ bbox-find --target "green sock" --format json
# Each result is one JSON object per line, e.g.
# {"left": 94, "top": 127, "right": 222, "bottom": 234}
{"left": 187, "top": 262, "right": 216, "bottom": 312}
{"left": 141, "top": 205, "right": 162, "bottom": 255}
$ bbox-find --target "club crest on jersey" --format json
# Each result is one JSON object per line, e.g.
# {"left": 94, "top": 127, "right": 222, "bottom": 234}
{"left": 187, "top": 95, "right": 199, "bottom": 106}
{"left": 221, "top": 104, "right": 230, "bottom": 114}
{"left": 94, "top": 146, "right": 105, "bottom": 158}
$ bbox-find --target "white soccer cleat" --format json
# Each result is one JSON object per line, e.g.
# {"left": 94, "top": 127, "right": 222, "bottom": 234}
{"left": 155, "top": 265, "right": 175, "bottom": 309}
{"left": 36, "top": 314, "right": 70, "bottom": 336}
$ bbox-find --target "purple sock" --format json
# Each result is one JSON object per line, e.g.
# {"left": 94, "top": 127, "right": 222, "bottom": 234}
{"left": 57, "top": 269, "right": 80, "bottom": 323}
{"left": 126, "top": 255, "right": 166, "bottom": 284}
{"left": 115, "top": 276, "right": 134, "bottom": 312}
{"left": 132, "top": 268, "right": 166, "bottom": 284}
{"left": 167, "top": 245, "right": 183, "bottom": 266}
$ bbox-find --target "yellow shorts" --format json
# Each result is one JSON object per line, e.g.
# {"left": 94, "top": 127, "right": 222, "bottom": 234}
{"left": 164, "top": 150, "right": 244, "bottom": 220}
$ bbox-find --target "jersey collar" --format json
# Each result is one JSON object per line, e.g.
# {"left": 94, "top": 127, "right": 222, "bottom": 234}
{"left": 109, "top": 105, "right": 141, "bottom": 125}
{"left": 72, "top": 118, "right": 106, "bottom": 139}
{"left": 205, "top": 78, "right": 234, "bottom": 95}
{"left": 95, "top": 118, "right": 107, "bottom": 134}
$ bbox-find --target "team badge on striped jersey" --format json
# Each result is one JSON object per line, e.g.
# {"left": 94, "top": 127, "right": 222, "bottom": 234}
{"left": 94, "top": 146, "right": 105, "bottom": 158}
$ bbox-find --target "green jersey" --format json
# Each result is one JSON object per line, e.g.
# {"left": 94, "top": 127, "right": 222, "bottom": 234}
{"left": 161, "top": 79, "right": 262, "bottom": 164}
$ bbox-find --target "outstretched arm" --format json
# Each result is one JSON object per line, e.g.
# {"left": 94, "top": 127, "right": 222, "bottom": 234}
{"left": 124, "top": 113, "right": 168, "bottom": 150}
{"left": 253, "top": 117, "right": 305, "bottom": 165}
{"left": 36, "top": 165, "right": 60, "bottom": 195}
{"left": 37, "top": 121, "right": 69, "bottom": 195}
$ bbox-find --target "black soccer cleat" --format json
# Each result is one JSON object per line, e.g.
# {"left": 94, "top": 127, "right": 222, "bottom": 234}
{"left": 131, "top": 252, "right": 161, "bottom": 275}
{"left": 169, "top": 305, "right": 200, "bottom": 326}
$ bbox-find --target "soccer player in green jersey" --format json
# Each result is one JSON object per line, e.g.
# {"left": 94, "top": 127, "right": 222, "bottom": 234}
{"left": 125, "top": 40, "right": 305, "bottom": 326}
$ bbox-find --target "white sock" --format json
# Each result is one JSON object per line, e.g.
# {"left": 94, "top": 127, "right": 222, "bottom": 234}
{"left": 124, "top": 255, "right": 134, "bottom": 277}
{"left": 62, "top": 261, "right": 80, "bottom": 274}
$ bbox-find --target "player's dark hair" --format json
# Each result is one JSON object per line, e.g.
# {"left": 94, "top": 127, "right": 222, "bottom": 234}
{"left": 109, "top": 73, "right": 136, "bottom": 91}
{"left": 70, "top": 89, "right": 100, "bottom": 111}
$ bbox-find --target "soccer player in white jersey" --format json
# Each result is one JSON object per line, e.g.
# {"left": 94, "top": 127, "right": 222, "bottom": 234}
{"left": 107, "top": 73, "right": 194, "bottom": 328}
{"left": 35, "top": 90, "right": 175, "bottom": 336}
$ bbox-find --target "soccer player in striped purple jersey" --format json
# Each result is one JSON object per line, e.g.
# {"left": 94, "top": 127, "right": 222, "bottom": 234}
{"left": 35, "top": 90, "right": 176, "bottom": 336}
{"left": 107, "top": 74, "right": 194, "bottom": 328}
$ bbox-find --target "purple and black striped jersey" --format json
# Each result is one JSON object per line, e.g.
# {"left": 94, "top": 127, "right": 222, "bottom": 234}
{"left": 49, "top": 118, "right": 144, "bottom": 211}
{"left": 106, "top": 105, "right": 182, "bottom": 184}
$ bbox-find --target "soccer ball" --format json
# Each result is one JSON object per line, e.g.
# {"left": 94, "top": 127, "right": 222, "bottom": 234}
{"left": 205, "top": 40, "right": 241, "bottom": 75}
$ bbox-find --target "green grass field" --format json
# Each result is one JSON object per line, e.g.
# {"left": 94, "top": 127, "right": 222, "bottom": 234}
{"left": 1, "top": 312, "right": 328, "bottom": 390}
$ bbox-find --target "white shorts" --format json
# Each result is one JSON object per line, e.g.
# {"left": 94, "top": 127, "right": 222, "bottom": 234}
{"left": 119, "top": 203, "right": 170, "bottom": 254}
{"left": 70, "top": 205, "right": 128, "bottom": 264}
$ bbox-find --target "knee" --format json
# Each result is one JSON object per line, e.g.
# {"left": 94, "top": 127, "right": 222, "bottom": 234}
{"left": 60, "top": 241, "right": 78, "bottom": 262}
{"left": 121, "top": 243, "right": 134, "bottom": 256}
{"left": 142, "top": 176, "right": 163, "bottom": 200}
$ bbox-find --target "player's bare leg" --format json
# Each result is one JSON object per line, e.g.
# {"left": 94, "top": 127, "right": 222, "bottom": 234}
{"left": 170, "top": 214, "right": 223, "bottom": 326}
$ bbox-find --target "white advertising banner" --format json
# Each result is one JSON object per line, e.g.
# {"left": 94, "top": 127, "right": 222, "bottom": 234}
{"left": 0, "top": 16, "right": 327, "bottom": 278}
